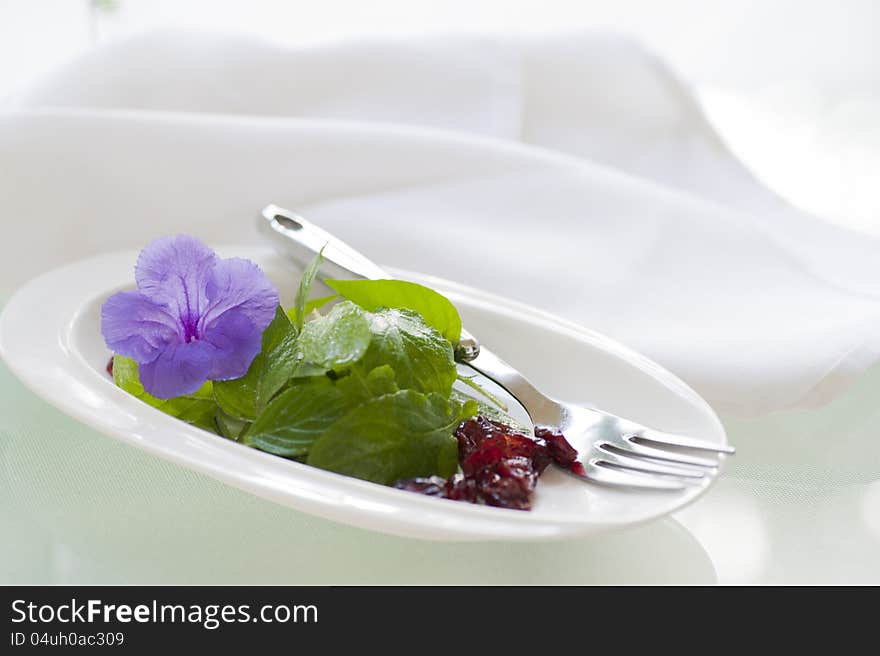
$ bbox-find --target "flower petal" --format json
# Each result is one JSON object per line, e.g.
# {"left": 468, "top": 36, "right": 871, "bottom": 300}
{"left": 135, "top": 235, "right": 218, "bottom": 335}
{"left": 138, "top": 340, "right": 215, "bottom": 399}
{"left": 101, "top": 290, "right": 181, "bottom": 363}
{"left": 200, "top": 257, "right": 279, "bottom": 337}
{"left": 203, "top": 309, "right": 263, "bottom": 381}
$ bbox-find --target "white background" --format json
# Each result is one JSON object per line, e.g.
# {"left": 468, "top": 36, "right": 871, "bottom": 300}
{"left": 1, "top": 0, "right": 879, "bottom": 233}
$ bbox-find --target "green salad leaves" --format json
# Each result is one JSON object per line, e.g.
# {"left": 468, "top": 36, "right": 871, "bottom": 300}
{"left": 112, "top": 354, "right": 217, "bottom": 432}
{"left": 111, "top": 253, "right": 485, "bottom": 486}
{"left": 325, "top": 278, "right": 462, "bottom": 343}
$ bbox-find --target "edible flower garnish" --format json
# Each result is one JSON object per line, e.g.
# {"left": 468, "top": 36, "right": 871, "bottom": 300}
{"left": 101, "top": 235, "right": 278, "bottom": 399}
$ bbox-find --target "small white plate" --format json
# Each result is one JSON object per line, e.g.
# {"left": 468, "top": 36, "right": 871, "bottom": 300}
{"left": 0, "top": 247, "right": 727, "bottom": 541}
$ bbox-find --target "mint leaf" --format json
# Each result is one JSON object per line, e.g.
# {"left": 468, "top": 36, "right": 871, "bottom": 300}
{"left": 459, "top": 397, "right": 480, "bottom": 422}
{"left": 257, "top": 318, "right": 309, "bottom": 405}
{"left": 291, "top": 249, "right": 324, "bottom": 331}
{"left": 244, "top": 377, "right": 353, "bottom": 457}
{"left": 337, "top": 363, "right": 398, "bottom": 399}
{"left": 360, "top": 308, "right": 456, "bottom": 395}
{"left": 307, "top": 389, "right": 463, "bottom": 484}
{"left": 286, "top": 294, "right": 337, "bottom": 322}
{"left": 214, "top": 366, "right": 260, "bottom": 421}
{"left": 297, "top": 301, "right": 372, "bottom": 373}
{"left": 456, "top": 372, "right": 508, "bottom": 411}
{"left": 451, "top": 389, "right": 529, "bottom": 435}
{"left": 213, "top": 306, "right": 298, "bottom": 420}
{"left": 214, "top": 409, "right": 250, "bottom": 441}
{"left": 326, "top": 279, "right": 462, "bottom": 343}
{"left": 112, "top": 355, "right": 217, "bottom": 431}
{"left": 244, "top": 365, "right": 398, "bottom": 457}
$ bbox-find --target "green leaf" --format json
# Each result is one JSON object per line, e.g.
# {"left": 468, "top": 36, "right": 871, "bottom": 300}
{"left": 337, "top": 363, "right": 399, "bottom": 399}
{"left": 456, "top": 373, "right": 508, "bottom": 411}
{"left": 213, "top": 364, "right": 259, "bottom": 420}
{"left": 214, "top": 409, "right": 250, "bottom": 441}
{"left": 112, "top": 355, "right": 217, "bottom": 432}
{"left": 307, "top": 390, "right": 462, "bottom": 484}
{"left": 459, "top": 397, "right": 480, "bottom": 422}
{"left": 244, "top": 377, "right": 353, "bottom": 457}
{"left": 244, "top": 365, "right": 398, "bottom": 457}
{"left": 451, "top": 389, "right": 530, "bottom": 435}
{"left": 360, "top": 308, "right": 456, "bottom": 395}
{"left": 286, "top": 295, "right": 338, "bottom": 322}
{"left": 257, "top": 321, "right": 308, "bottom": 405}
{"left": 297, "top": 301, "right": 372, "bottom": 373}
{"left": 213, "top": 306, "right": 298, "bottom": 420}
{"left": 326, "top": 279, "right": 462, "bottom": 343}
{"left": 291, "top": 249, "right": 325, "bottom": 331}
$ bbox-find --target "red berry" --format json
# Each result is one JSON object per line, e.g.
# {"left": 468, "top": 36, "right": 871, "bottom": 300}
{"left": 535, "top": 426, "right": 579, "bottom": 466}
{"left": 394, "top": 417, "right": 583, "bottom": 511}
{"left": 393, "top": 476, "right": 447, "bottom": 496}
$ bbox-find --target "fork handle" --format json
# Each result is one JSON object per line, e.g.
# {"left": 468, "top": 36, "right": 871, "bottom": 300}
{"left": 257, "top": 205, "right": 563, "bottom": 426}
{"left": 259, "top": 205, "right": 482, "bottom": 361}
{"left": 259, "top": 205, "right": 389, "bottom": 282}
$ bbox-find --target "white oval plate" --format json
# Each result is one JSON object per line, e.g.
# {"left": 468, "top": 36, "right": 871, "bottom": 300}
{"left": 0, "top": 247, "right": 727, "bottom": 541}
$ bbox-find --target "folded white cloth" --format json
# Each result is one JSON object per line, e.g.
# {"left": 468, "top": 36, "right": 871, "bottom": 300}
{"left": 2, "top": 30, "right": 878, "bottom": 416}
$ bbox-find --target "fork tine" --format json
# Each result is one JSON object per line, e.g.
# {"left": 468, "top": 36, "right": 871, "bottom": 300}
{"left": 634, "top": 429, "right": 735, "bottom": 454}
{"left": 596, "top": 444, "right": 707, "bottom": 479}
{"left": 620, "top": 439, "right": 721, "bottom": 468}
{"left": 582, "top": 460, "right": 689, "bottom": 490}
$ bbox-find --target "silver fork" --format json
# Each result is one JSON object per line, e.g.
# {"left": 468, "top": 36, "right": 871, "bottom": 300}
{"left": 258, "top": 204, "right": 734, "bottom": 491}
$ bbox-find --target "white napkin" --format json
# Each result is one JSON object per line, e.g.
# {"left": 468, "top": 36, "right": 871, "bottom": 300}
{"left": 2, "top": 30, "right": 878, "bottom": 416}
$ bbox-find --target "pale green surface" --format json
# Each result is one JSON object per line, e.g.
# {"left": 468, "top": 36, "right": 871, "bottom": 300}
{"left": 2, "top": 354, "right": 880, "bottom": 584}
{"left": 0, "top": 360, "right": 714, "bottom": 584}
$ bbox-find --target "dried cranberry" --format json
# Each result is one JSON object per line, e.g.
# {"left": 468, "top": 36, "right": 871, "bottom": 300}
{"left": 455, "top": 416, "right": 496, "bottom": 459}
{"left": 106, "top": 357, "right": 114, "bottom": 377}
{"left": 393, "top": 416, "right": 583, "bottom": 511}
{"left": 461, "top": 439, "right": 507, "bottom": 475}
{"left": 453, "top": 417, "right": 547, "bottom": 510}
{"left": 479, "top": 475, "right": 532, "bottom": 510}
{"left": 535, "top": 426, "right": 579, "bottom": 467}
{"left": 530, "top": 441, "right": 553, "bottom": 474}
{"left": 444, "top": 475, "right": 478, "bottom": 503}
{"left": 393, "top": 476, "right": 447, "bottom": 496}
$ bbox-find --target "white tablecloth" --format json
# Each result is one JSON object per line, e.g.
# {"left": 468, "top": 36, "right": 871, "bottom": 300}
{"left": 5, "top": 30, "right": 880, "bottom": 416}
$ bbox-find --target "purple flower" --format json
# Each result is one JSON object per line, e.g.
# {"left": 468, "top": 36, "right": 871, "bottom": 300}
{"left": 102, "top": 235, "right": 279, "bottom": 399}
